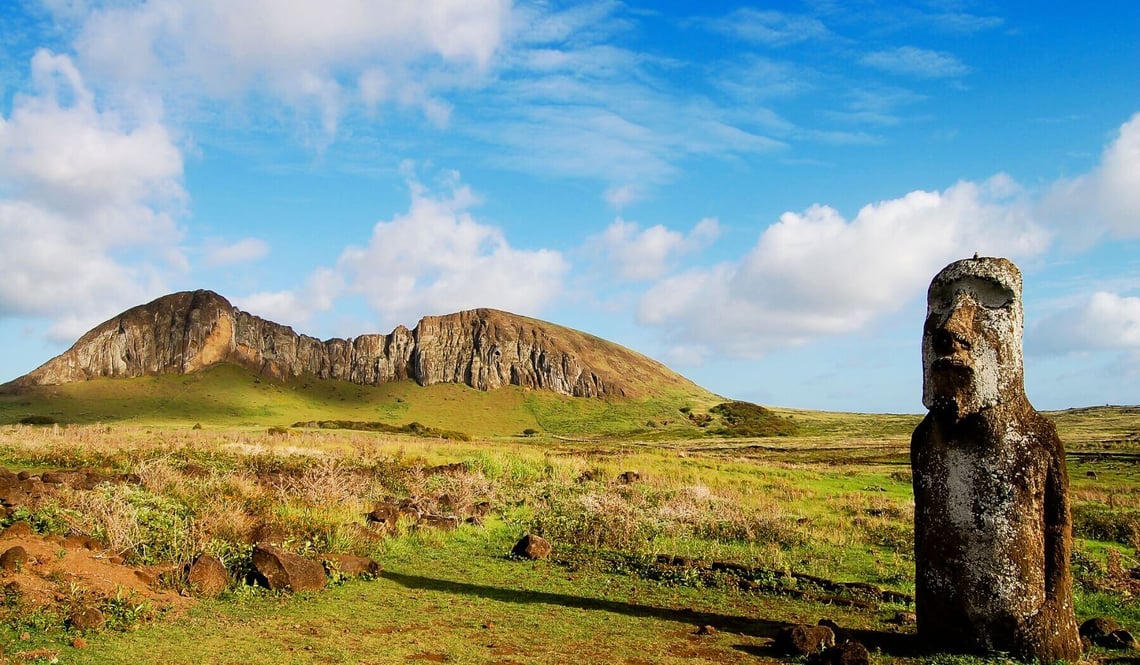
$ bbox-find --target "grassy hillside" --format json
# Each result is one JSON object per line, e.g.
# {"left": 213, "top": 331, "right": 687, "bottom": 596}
{"left": 0, "top": 363, "right": 726, "bottom": 438}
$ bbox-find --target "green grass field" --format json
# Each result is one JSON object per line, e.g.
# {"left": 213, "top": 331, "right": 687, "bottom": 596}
{"left": 0, "top": 370, "right": 1136, "bottom": 663}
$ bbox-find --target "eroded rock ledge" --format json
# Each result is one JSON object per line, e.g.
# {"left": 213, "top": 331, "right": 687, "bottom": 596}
{"left": 11, "top": 290, "right": 674, "bottom": 398}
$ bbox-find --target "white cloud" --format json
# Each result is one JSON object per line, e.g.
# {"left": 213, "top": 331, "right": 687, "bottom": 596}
{"left": 64, "top": 0, "right": 510, "bottom": 132}
{"left": 638, "top": 176, "right": 1049, "bottom": 358}
{"left": 1031, "top": 291, "right": 1140, "bottom": 354}
{"left": 604, "top": 184, "right": 642, "bottom": 209}
{"left": 588, "top": 217, "right": 720, "bottom": 281}
{"left": 861, "top": 46, "right": 969, "bottom": 79}
{"left": 705, "top": 9, "right": 831, "bottom": 47}
{"left": 0, "top": 50, "right": 185, "bottom": 338}
{"left": 1044, "top": 113, "right": 1140, "bottom": 240}
{"left": 336, "top": 173, "right": 567, "bottom": 329}
{"left": 236, "top": 267, "right": 344, "bottom": 328}
{"left": 204, "top": 237, "right": 269, "bottom": 267}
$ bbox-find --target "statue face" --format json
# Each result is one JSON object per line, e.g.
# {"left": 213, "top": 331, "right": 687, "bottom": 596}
{"left": 922, "top": 258, "right": 1024, "bottom": 417}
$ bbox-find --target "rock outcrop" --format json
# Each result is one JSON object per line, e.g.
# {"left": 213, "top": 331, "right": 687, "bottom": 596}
{"left": 7, "top": 290, "right": 693, "bottom": 398}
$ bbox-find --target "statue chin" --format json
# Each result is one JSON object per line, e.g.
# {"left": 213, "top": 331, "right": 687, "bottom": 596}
{"left": 923, "top": 368, "right": 1000, "bottom": 419}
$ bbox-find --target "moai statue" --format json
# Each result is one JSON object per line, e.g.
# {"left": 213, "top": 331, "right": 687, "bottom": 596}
{"left": 911, "top": 257, "right": 1082, "bottom": 662}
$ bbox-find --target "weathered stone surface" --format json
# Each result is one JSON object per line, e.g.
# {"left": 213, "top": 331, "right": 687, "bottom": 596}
{"left": 773, "top": 624, "right": 835, "bottom": 656}
{"left": 810, "top": 640, "right": 871, "bottom": 665}
{"left": 1080, "top": 616, "right": 1121, "bottom": 643}
{"left": 419, "top": 514, "right": 459, "bottom": 531}
{"left": 251, "top": 543, "right": 327, "bottom": 593}
{"left": 321, "top": 554, "right": 381, "bottom": 578}
{"left": 0, "top": 546, "right": 28, "bottom": 571}
{"left": 1, "top": 521, "right": 33, "bottom": 538}
{"left": 6, "top": 290, "right": 694, "bottom": 399}
{"left": 511, "top": 534, "right": 552, "bottom": 560}
{"left": 912, "top": 257, "right": 1081, "bottom": 662}
{"left": 187, "top": 553, "right": 230, "bottom": 598}
{"left": 68, "top": 608, "right": 105, "bottom": 630}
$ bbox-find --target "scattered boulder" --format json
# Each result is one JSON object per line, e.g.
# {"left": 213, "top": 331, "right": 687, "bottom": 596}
{"left": 773, "top": 624, "right": 835, "bottom": 656}
{"left": 695, "top": 625, "right": 717, "bottom": 636}
{"left": 0, "top": 546, "right": 28, "bottom": 571}
{"left": 419, "top": 514, "right": 460, "bottom": 531}
{"left": 810, "top": 640, "right": 871, "bottom": 665}
{"left": 1081, "top": 617, "right": 1121, "bottom": 645}
{"left": 68, "top": 608, "right": 105, "bottom": 631}
{"left": 511, "top": 534, "right": 552, "bottom": 560}
{"left": 1106, "top": 630, "right": 1137, "bottom": 650}
{"left": 187, "top": 553, "right": 230, "bottom": 598}
{"left": 2, "top": 521, "right": 33, "bottom": 538}
{"left": 617, "top": 471, "right": 640, "bottom": 484}
{"left": 322, "top": 554, "right": 381, "bottom": 579}
{"left": 366, "top": 502, "right": 401, "bottom": 531}
{"left": 251, "top": 543, "right": 327, "bottom": 593}
{"left": 887, "top": 610, "right": 916, "bottom": 625}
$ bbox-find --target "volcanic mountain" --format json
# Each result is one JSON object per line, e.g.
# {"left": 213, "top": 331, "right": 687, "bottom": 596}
{"left": 5, "top": 290, "right": 703, "bottom": 400}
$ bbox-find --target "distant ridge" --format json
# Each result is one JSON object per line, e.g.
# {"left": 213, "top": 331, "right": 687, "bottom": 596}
{"left": 6, "top": 290, "right": 706, "bottom": 399}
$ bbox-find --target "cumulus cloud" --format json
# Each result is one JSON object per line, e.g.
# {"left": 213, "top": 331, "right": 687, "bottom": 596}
{"left": 638, "top": 176, "right": 1049, "bottom": 358}
{"left": 1031, "top": 292, "right": 1140, "bottom": 355}
{"left": 236, "top": 267, "right": 344, "bottom": 327}
{"left": 588, "top": 217, "right": 720, "bottom": 281}
{"left": 0, "top": 50, "right": 185, "bottom": 339}
{"left": 338, "top": 172, "right": 567, "bottom": 329}
{"left": 861, "top": 46, "right": 969, "bottom": 78}
{"left": 64, "top": 0, "right": 510, "bottom": 132}
{"left": 204, "top": 237, "right": 269, "bottom": 267}
{"left": 1044, "top": 113, "right": 1140, "bottom": 239}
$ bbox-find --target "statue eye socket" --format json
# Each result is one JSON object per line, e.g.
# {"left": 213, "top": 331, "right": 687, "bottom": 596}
{"left": 929, "top": 277, "right": 1015, "bottom": 310}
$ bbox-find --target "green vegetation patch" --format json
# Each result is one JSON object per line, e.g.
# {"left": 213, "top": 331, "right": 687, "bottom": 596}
{"left": 292, "top": 419, "right": 471, "bottom": 441}
{"left": 707, "top": 401, "right": 799, "bottom": 437}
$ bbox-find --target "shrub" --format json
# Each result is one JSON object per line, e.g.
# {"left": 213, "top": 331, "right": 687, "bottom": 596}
{"left": 1073, "top": 504, "right": 1140, "bottom": 546}
{"left": 19, "top": 415, "right": 57, "bottom": 425}
{"left": 708, "top": 401, "right": 798, "bottom": 437}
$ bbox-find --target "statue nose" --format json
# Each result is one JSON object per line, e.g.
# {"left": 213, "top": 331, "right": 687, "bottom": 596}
{"left": 932, "top": 297, "right": 976, "bottom": 355}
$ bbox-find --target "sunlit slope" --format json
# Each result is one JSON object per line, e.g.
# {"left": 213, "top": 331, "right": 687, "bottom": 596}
{"left": 0, "top": 363, "right": 722, "bottom": 437}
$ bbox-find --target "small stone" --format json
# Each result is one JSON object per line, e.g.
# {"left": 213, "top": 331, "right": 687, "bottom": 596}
{"left": 418, "top": 514, "right": 459, "bottom": 531}
{"left": 696, "top": 625, "right": 717, "bottom": 635}
{"left": 1, "top": 521, "right": 33, "bottom": 538}
{"left": 0, "top": 546, "right": 28, "bottom": 571}
{"left": 888, "top": 610, "right": 916, "bottom": 625}
{"left": 251, "top": 543, "right": 326, "bottom": 593}
{"left": 187, "top": 553, "right": 230, "bottom": 597}
{"left": 321, "top": 554, "right": 381, "bottom": 579}
{"left": 811, "top": 640, "right": 871, "bottom": 665}
{"left": 68, "top": 608, "right": 105, "bottom": 631}
{"left": 617, "top": 471, "right": 640, "bottom": 484}
{"left": 1080, "top": 616, "right": 1121, "bottom": 646}
{"left": 511, "top": 534, "right": 552, "bottom": 560}
{"left": 773, "top": 624, "right": 835, "bottom": 656}
{"left": 1106, "top": 629, "right": 1137, "bottom": 650}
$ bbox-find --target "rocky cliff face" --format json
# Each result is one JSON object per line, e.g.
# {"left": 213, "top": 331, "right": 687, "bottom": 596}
{"left": 10, "top": 291, "right": 689, "bottom": 398}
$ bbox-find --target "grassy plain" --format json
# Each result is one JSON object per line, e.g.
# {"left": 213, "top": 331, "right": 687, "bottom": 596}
{"left": 0, "top": 374, "right": 1136, "bottom": 664}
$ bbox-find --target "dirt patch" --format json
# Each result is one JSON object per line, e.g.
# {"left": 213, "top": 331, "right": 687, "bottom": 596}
{"left": 0, "top": 531, "right": 190, "bottom": 624}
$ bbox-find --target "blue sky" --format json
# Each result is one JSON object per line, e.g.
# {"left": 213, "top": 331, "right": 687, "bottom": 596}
{"left": 1, "top": 1, "right": 1138, "bottom": 413}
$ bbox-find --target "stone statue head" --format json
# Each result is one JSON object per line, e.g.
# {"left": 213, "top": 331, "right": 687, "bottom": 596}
{"left": 922, "top": 257, "right": 1024, "bottom": 417}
